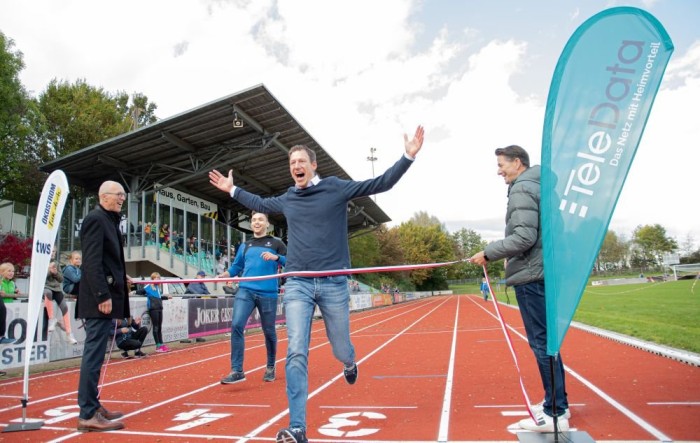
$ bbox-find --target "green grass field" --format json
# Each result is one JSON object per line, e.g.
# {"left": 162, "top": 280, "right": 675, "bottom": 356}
{"left": 449, "top": 279, "right": 700, "bottom": 354}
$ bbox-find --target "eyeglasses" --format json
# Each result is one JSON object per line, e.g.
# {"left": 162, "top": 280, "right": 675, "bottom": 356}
{"left": 105, "top": 192, "right": 127, "bottom": 198}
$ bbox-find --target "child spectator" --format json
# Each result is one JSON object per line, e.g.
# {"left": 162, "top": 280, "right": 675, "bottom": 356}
{"left": 0, "top": 262, "right": 19, "bottom": 345}
{"left": 62, "top": 251, "right": 82, "bottom": 296}
{"left": 43, "top": 261, "right": 78, "bottom": 344}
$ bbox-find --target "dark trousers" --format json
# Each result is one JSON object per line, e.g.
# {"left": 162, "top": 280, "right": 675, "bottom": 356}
{"left": 0, "top": 299, "right": 7, "bottom": 336}
{"left": 77, "top": 317, "right": 113, "bottom": 419}
{"left": 514, "top": 280, "right": 569, "bottom": 416}
{"left": 149, "top": 308, "right": 164, "bottom": 344}
{"left": 119, "top": 327, "right": 148, "bottom": 351}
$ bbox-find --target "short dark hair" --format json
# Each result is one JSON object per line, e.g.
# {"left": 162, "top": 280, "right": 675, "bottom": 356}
{"left": 251, "top": 211, "right": 268, "bottom": 221}
{"left": 289, "top": 144, "right": 316, "bottom": 163}
{"left": 495, "top": 145, "right": 530, "bottom": 168}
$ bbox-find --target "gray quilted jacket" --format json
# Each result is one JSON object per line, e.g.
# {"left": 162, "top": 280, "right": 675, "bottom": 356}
{"left": 484, "top": 165, "right": 543, "bottom": 286}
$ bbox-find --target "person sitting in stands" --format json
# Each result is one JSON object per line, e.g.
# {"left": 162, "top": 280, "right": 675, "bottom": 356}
{"left": 185, "top": 271, "right": 210, "bottom": 295}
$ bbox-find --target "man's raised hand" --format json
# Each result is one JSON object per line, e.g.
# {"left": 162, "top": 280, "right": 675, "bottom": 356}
{"left": 405, "top": 125, "right": 425, "bottom": 158}
{"left": 209, "top": 169, "right": 234, "bottom": 193}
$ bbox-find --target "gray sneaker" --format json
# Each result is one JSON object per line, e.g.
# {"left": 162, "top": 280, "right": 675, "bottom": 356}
{"left": 276, "top": 427, "right": 307, "bottom": 443}
{"left": 263, "top": 366, "right": 276, "bottom": 382}
{"left": 220, "top": 371, "right": 246, "bottom": 384}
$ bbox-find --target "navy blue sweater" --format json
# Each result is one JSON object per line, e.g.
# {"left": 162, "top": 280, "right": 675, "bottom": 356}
{"left": 233, "top": 155, "right": 413, "bottom": 272}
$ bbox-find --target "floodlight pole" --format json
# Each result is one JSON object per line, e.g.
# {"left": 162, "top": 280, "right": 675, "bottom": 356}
{"left": 367, "top": 147, "right": 377, "bottom": 201}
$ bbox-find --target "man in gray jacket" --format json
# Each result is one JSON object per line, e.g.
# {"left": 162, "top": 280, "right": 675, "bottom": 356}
{"left": 470, "top": 145, "right": 570, "bottom": 432}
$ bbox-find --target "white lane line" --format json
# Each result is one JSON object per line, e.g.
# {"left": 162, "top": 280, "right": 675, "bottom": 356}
{"left": 236, "top": 297, "right": 450, "bottom": 443}
{"left": 183, "top": 403, "right": 270, "bottom": 408}
{"left": 438, "top": 294, "right": 460, "bottom": 443}
{"left": 475, "top": 402, "right": 587, "bottom": 409}
{"left": 320, "top": 405, "right": 418, "bottom": 409}
{"left": 648, "top": 401, "right": 700, "bottom": 406}
{"left": 467, "top": 294, "right": 673, "bottom": 442}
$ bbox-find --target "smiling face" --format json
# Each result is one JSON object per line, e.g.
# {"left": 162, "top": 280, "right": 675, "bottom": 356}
{"left": 69, "top": 252, "right": 82, "bottom": 267}
{"left": 496, "top": 155, "right": 525, "bottom": 185}
{"left": 98, "top": 181, "right": 126, "bottom": 213}
{"left": 251, "top": 212, "right": 270, "bottom": 238}
{"left": 1, "top": 265, "right": 14, "bottom": 280}
{"left": 289, "top": 147, "right": 317, "bottom": 189}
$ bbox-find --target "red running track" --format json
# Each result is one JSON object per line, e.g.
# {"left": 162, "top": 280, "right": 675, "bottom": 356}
{"left": 0, "top": 293, "right": 698, "bottom": 442}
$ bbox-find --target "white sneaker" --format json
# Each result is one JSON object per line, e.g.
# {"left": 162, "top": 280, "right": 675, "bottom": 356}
{"left": 532, "top": 400, "right": 571, "bottom": 419}
{"left": 519, "top": 412, "right": 569, "bottom": 432}
{"left": 48, "top": 318, "right": 58, "bottom": 332}
{"left": 66, "top": 332, "right": 78, "bottom": 344}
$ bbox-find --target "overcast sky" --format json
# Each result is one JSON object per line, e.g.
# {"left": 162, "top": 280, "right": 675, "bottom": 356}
{"left": 1, "top": 0, "right": 698, "bottom": 250}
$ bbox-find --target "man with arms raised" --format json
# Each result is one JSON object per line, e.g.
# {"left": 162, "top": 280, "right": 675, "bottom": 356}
{"left": 209, "top": 125, "right": 424, "bottom": 443}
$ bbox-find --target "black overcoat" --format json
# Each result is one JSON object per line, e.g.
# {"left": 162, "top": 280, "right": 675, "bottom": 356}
{"left": 76, "top": 204, "right": 130, "bottom": 319}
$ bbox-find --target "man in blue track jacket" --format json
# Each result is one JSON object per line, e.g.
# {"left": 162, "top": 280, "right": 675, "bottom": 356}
{"left": 218, "top": 211, "right": 286, "bottom": 385}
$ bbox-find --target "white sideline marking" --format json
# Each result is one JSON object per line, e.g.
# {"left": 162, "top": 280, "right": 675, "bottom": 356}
{"left": 437, "top": 295, "right": 460, "bottom": 443}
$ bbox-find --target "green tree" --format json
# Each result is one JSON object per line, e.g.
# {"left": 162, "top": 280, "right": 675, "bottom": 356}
{"left": 349, "top": 229, "right": 381, "bottom": 269}
{"left": 115, "top": 91, "right": 158, "bottom": 131}
{"left": 24, "top": 80, "right": 158, "bottom": 202}
{"left": 631, "top": 224, "right": 678, "bottom": 270}
{"left": 409, "top": 210, "right": 445, "bottom": 229}
{"left": 39, "top": 79, "right": 131, "bottom": 159}
{"left": 0, "top": 32, "right": 42, "bottom": 201}
{"left": 596, "top": 230, "right": 629, "bottom": 272}
{"left": 396, "top": 221, "right": 455, "bottom": 290}
{"left": 452, "top": 228, "right": 484, "bottom": 279}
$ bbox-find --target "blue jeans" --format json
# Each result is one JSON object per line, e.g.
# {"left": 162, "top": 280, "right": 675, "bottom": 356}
{"left": 230, "top": 288, "right": 278, "bottom": 371}
{"left": 77, "top": 317, "right": 113, "bottom": 419}
{"left": 514, "top": 280, "right": 569, "bottom": 417}
{"left": 283, "top": 276, "right": 355, "bottom": 430}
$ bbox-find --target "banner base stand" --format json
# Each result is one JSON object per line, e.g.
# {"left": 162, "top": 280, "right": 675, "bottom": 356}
{"left": 518, "top": 431, "right": 595, "bottom": 443}
{"left": 3, "top": 420, "right": 44, "bottom": 432}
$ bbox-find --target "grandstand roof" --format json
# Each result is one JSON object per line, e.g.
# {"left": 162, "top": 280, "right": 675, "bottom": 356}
{"left": 39, "top": 84, "right": 389, "bottom": 234}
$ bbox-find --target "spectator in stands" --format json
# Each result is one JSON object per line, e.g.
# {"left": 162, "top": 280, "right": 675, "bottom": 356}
{"left": 113, "top": 316, "right": 148, "bottom": 358}
{"left": 470, "top": 145, "right": 570, "bottom": 432}
{"left": 62, "top": 251, "right": 82, "bottom": 297}
{"left": 187, "top": 235, "right": 198, "bottom": 254}
{"left": 185, "top": 271, "right": 211, "bottom": 295}
{"left": 77, "top": 180, "right": 129, "bottom": 432}
{"left": 0, "top": 262, "right": 18, "bottom": 345}
{"left": 216, "top": 254, "right": 228, "bottom": 275}
{"left": 43, "top": 261, "right": 78, "bottom": 344}
{"left": 144, "top": 272, "right": 170, "bottom": 353}
{"left": 209, "top": 125, "right": 424, "bottom": 443}
{"left": 159, "top": 224, "right": 169, "bottom": 246}
{"left": 217, "top": 211, "right": 286, "bottom": 385}
{"left": 144, "top": 222, "right": 153, "bottom": 243}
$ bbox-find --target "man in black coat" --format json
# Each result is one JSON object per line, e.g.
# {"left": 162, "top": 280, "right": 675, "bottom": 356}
{"left": 76, "top": 180, "right": 130, "bottom": 432}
